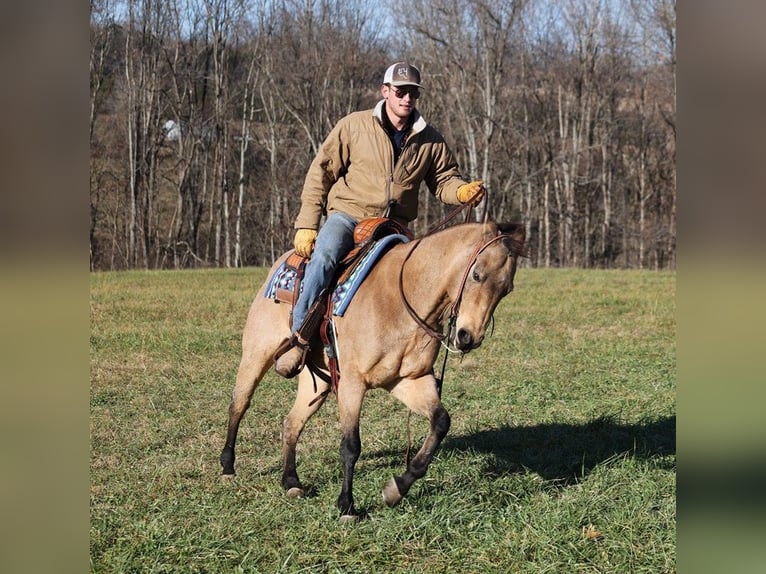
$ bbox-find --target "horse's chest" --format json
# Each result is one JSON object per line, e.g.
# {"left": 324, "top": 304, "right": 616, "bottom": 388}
{"left": 380, "top": 338, "right": 439, "bottom": 381}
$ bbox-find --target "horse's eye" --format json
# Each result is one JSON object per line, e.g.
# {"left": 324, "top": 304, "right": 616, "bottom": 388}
{"left": 472, "top": 269, "right": 481, "bottom": 282}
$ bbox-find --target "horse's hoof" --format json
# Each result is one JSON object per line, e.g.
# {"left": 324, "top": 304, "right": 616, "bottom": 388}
{"left": 382, "top": 477, "right": 403, "bottom": 507}
{"left": 339, "top": 514, "right": 360, "bottom": 524}
{"left": 286, "top": 487, "right": 305, "bottom": 498}
{"left": 220, "top": 473, "right": 235, "bottom": 483}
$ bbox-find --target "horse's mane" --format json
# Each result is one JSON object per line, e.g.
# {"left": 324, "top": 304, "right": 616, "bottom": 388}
{"left": 420, "top": 220, "right": 528, "bottom": 258}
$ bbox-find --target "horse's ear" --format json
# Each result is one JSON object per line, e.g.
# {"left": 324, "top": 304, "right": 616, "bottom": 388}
{"left": 497, "top": 222, "right": 528, "bottom": 257}
{"left": 497, "top": 222, "right": 524, "bottom": 239}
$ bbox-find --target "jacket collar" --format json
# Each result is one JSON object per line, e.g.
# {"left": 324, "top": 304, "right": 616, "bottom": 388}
{"left": 373, "top": 99, "right": 427, "bottom": 135}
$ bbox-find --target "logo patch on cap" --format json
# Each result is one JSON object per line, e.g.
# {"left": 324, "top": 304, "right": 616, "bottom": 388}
{"left": 394, "top": 66, "right": 411, "bottom": 80}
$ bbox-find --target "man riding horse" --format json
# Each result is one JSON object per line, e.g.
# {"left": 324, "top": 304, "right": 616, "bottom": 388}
{"left": 274, "top": 61, "right": 486, "bottom": 378}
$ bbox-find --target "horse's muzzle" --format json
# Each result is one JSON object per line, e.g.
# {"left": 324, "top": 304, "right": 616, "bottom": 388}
{"left": 455, "top": 328, "right": 483, "bottom": 351}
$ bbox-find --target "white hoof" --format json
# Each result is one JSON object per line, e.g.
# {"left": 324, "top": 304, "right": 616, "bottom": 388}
{"left": 382, "top": 477, "right": 403, "bottom": 507}
{"left": 220, "top": 474, "right": 235, "bottom": 483}
{"left": 339, "top": 514, "right": 360, "bottom": 524}
{"left": 286, "top": 487, "right": 305, "bottom": 498}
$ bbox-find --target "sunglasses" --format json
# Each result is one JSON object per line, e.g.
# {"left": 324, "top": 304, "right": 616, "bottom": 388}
{"left": 389, "top": 85, "right": 420, "bottom": 100}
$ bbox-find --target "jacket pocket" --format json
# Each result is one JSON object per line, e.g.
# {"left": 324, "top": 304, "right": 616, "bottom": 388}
{"left": 396, "top": 142, "right": 425, "bottom": 182}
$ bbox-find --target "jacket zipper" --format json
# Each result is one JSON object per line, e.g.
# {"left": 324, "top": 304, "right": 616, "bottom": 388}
{"left": 385, "top": 130, "right": 396, "bottom": 214}
{"left": 380, "top": 115, "right": 414, "bottom": 217}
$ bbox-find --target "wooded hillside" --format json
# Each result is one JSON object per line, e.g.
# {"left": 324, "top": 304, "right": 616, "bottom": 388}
{"left": 89, "top": 0, "right": 675, "bottom": 270}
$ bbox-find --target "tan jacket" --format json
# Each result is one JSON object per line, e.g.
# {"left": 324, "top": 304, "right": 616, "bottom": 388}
{"left": 294, "top": 100, "right": 468, "bottom": 230}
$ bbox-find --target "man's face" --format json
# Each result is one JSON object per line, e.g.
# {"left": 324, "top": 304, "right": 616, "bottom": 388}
{"left": 382, "top": 84, "right": 420, "bottom": 121}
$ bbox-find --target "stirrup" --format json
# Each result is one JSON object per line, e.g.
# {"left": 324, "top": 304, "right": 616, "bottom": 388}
{"left": 274, "top": 333, "right": 309, "bottom": 361}
{"left": 273, "top": 334, "right": 310, "bottom": 377}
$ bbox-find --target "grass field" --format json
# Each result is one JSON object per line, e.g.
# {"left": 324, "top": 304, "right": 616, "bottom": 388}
{"left": 90, "top": 267, "right": 675, "bottom": 573}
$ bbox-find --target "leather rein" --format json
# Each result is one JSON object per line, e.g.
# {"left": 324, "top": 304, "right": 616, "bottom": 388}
{"left": 397, "top": 202, "right": 510, "bottom": 346}
{"left": 396, "top": 202, "right": 474, "bottom": 341}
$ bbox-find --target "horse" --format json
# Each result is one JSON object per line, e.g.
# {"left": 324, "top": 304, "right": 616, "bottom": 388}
{"left": 220, "top": 220, "right": 526, "bottom": 522}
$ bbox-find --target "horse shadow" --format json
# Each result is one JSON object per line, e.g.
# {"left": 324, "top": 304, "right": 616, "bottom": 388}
{"left": 441, "top": 414, "right": 676, "bottom": 484}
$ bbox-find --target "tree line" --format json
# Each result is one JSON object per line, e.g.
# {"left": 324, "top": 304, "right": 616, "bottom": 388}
{"left": 90, "top": 0, "right": 675, "bottom": 271}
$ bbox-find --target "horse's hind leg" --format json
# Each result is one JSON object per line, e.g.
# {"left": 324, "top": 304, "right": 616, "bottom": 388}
{"left": 220, "top": 295, "right": 288, "bottom": 476}
{"left": 220, "top": 349, "right": 272, "bottom": 476}
{"left": 281, "top": 368, "right": 330, "bottom": 497}
{"left": 336, "top": 380, "right": 367, "bottom": 522}
{"left": 382, "top": 375, "right": 451, "bottom": 507}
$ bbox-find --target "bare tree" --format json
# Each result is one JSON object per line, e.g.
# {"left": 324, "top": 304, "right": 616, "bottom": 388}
{"left": 157, "top": 0, "right": 199, "bottom": 268}
{"left": 630, "top": 0, "right": 676, "bottom": 268}
{"left": 90, "top": 0, "right": 119, "bottom": 270}
{"left": 124, "top": 0, "right": 167, "bottom": 268}
{"left": 233, "top": 52, "right": 259, "bottom": 268}
{"left": 89, "top": 0, "right": 676, "bottom": 270}
{"left": 248, "top": 0, "right": 387, "bottom": 261}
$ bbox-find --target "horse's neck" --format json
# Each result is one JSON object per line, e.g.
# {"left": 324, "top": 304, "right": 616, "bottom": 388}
{"left": 404, "top": 227, "right": 477, "bottom": 321}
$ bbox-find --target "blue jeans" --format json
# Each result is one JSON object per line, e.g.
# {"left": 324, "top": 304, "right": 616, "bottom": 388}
{"left": 291, "top": 212, "right": 358, "bottom": 333}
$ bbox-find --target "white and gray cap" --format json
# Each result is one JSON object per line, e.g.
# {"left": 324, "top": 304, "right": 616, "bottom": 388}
{"left": 383, "top": 62, "right": 422, "bottom": 88}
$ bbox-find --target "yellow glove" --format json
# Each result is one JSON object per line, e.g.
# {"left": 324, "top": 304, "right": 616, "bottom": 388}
{"left": 457, "top": 180, "right": 485, "bottom": 204}
{"left": 293, "top": 229, "right": 317, "bottom": 258}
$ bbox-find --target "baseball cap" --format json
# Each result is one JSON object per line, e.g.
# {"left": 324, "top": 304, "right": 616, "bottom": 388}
{"left": 383, "top": 62, "right": 422, "bottom": 88}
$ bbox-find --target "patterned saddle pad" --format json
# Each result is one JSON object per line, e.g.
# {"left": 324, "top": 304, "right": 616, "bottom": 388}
{"left": 263, "top": 234, "right": 410, "bottom": 316}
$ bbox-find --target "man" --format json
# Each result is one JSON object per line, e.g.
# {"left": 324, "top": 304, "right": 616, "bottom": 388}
{"left": 274, "top": 61, "right": 485, "bottom": 377}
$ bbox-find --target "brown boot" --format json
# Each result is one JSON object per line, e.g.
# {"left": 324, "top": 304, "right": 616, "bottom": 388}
{"left": 274, "top": 336, "right": 309, "bottom": 378}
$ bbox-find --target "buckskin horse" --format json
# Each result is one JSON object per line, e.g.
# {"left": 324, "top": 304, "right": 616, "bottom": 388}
{"left": 220, "top": 220, "right": 526, "bottom": 522}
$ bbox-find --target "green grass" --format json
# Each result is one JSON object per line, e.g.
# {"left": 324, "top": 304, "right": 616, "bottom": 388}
{"left": 90, "top": 268, "right": 675, "bottom": 573}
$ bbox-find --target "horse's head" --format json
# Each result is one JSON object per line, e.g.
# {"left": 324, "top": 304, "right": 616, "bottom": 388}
{"left": 451, "top": 222, "right": 527, "bottom": 352}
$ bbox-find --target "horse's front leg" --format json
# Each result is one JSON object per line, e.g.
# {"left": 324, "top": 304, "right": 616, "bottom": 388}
{"left": 383, "top": 374, "right": 451, "bottom": 506}
{"left": 336, "top": 381, "right": 366, "bottom": 522}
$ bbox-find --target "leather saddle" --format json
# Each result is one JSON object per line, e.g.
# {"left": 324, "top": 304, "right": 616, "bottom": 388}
{"left": 274, "top": 217, "right": 413, "bottom": 322}
{"left": 272, "top": 217, "right": 413, "bottom": 386}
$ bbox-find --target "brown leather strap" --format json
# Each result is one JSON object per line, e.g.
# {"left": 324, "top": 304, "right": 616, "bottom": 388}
{"left": 398, "top": 230, "right": 513, "bottom": 343}
{"left": 295, "top": 291, "right": 327, "bottom": 343}
{"left": 449, "top": 234, "right": 509, "bottom": 318}
{"left": 424, "top": 201, "right": 474, "bottom": 236}
{"left": 398, "top": 239, "right": 445, "bottom": 341}
{"left": 316, "top": 297, "right": 341, "bottom": 395}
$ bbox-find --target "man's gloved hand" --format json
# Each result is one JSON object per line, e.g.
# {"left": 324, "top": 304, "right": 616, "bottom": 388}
{"left": 457, "top": 180, "right": 486, "bottom": 204}
{"left": 293, "top": 229, "right": 318, "bottom": 258}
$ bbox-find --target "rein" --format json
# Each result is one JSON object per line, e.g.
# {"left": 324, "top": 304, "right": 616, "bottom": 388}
{"left": 400, "top": 200, "right": 492, "bottom": 457}
{"left": 399, "top": 218, "right": 516, "bottom": 399}
{"left": 399, "top": 222, "right": 511, "bottom": 345}
{"left": 425, "top": 200, "right": 476, "bottom": 235}
{"left": 396, "top": 201, "right": 477, "bottom": 341}
{"left": 398, "top": 238, "right": 446, "bottom": 341}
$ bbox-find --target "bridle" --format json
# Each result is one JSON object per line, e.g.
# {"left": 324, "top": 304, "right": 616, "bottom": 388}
{"left": 398, "top": 200, "right": 474, "bottom": 341}
{"left": 397, "top": 221, "right": 514, "bottom": 401}
{"left": 398, "top": 224, "right": 513, "bottom": 346}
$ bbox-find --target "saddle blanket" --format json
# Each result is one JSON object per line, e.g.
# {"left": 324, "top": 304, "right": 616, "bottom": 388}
{"left": 263, "top": 234, "right": 410, "bottom": 316}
